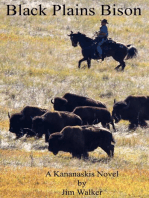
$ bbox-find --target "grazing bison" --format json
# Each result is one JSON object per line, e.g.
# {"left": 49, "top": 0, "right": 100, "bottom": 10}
{"left": 8, "top": 106, "right": 47, "bottom": 138}
{"left": 51, "top": 93, "right": 106, "bottom": 112}
{"left": 32, "top": 111, "right": 82, "bottom": 142}
{"left": 73, "top": 106, "right": 116, "bottom": 131}
{"left": 48, "top": 125, "right": 115, "bottom": 158}
{"left": 112, "top": 95, "right": 149, "bottom": 129}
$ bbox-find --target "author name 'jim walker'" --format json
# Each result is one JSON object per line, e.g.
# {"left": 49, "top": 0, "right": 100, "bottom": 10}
{"left": 6, "top": 4, "right": 141, "bottom": 16}
{"left": 62, "top": 188, "right": 103, "bottom": 196}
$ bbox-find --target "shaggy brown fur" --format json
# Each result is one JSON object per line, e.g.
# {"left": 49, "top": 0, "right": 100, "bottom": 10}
{"left": 112, "top": 95, "right": 149, "bottom": 129}
{"left": 48, "top": 125, "right": 115, "bottom": 159}
{"left": 51, "top": 93, "right": 106, "bottom": 112}
{"left": 8, "top": 106, "right": 47, "bottom": 138}
{"left": 73, "top": 106, "right": 116, "bottom": 131}
{"left": 32, "top": 111, "right": 82, "bottom": 142}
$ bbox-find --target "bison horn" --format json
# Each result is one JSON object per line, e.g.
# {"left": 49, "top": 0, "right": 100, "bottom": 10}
{"left": 67, "top": 31, "right": 73, "bottom": 36}
{"left": 8, "top": 112, "right": 11, "bottom": 119}
{"left": 51, "top": 99, "right": 54, "bottom": 104}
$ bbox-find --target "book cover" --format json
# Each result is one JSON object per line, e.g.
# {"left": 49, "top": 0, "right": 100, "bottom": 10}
{"left": 0, "top": 0, "right": 148, "bottom": 197}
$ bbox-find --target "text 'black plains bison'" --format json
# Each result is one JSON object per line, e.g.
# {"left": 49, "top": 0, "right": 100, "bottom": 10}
{"left": 8, "top": 106, "right": 47, "bottom": 138}
{"left": 48, "top": 125, "right": 115, "bottom": 159}
{"left": 32, "top": 111, "right": 82, "bottom": 142}
{"left": 51, "top": 93, "right": 106, "bottom": 112}
{"left": 112, "top": 95, "right": 149, "bottom": 130}
{"left": 73, "top": 106, "right": 116, "bottom": 131}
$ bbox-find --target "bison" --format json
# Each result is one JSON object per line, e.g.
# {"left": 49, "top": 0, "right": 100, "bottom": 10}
{"left": 73, "top": 106, "right": 116, "bottom": 131}
{"left": 48, "top": 125, "right": 115, "bottom": 159}
{"left": 112, "top": 95, "right": 149, "bottom": 130}
{"left": 32, "top": 111, "right": 82, "bottom": 142}
{"left": 8, "top": 106, "right": 47, "bottom": 138}
{"left": 51, "top": 93, "right": 106, "bottom": 112}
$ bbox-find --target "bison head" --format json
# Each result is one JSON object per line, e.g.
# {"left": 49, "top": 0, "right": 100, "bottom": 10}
{"left": 8, "top": 112, "right": 24, "bottom": 134}
{"left": 51, "top": 97, "right": 68, "bottom": 111}
{"left": 48, "top": 133, "right": 62, "bottom": 155}
{"left": 112, "top": 99, "right": 130, "bottom": 123}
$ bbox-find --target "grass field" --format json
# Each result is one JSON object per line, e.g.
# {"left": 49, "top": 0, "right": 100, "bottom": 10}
{"left": 0, "top": 0, "right": 149, "bottom": 197}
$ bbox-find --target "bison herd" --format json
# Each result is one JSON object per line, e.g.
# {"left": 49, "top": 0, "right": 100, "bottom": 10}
{"left": 8, "top": 93, "right": 149, "bottom": 159}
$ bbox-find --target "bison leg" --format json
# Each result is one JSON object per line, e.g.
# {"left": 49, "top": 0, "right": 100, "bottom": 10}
{"left": 92, "top": 119, "right": 98, "bottom": 125}
{"left": 128, "top": 123, "right": 136, "bottom": 130}
{"left": 128, "top": 121, "right": 138, "bottom": 130}
{"left": 109, "top": 145, "right": 114, "bottom": 157}
{"left": 83, "top": 121, "right": 88, "bottom": 125}
{"left": 100, "top": 145, "right": 114, "bottom": 157}
{"left": 15, "top": 132, "right": 24, "bottom": 139}
{"left": 106, "top": 124, "right": 110, "bottom": 129}
{"left": 101, "top": 122, "right": 106, "bottom": 128}
{"left": 139, "top": 120, "right": 148, "bottom": 128}
{"left": 72, "top": 152, "right": 81, "bottom": 159}
{"left": 23, "top": 128, "right": 36, "bottom": 138}
{"left": 45, "top": 134, "right": 49, "bottom": 142}
{"left": 128, "top": 118, "right": 139, "bottom": 130}
{"left": 110, "top": 121, "right": 116, "bottom": 132}
{"left": 101, "top": 122, "right": 110, "bottom": 129}
{"left": 82, "top": 152, "right": 89, "bottom": 159}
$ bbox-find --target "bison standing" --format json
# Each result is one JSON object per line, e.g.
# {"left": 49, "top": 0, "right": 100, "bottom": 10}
{"left": 73, "top": 106, "right": 116, "bottom": 131}
{"left": 48, "top": 125, "right": 115, "bottom": 158}
{"left": 51, "top": 93, "right": 106, "bottom": 112}
{"left": 112, "top": 95, "right": 149, "bottom": 129}
{"left": 32, "top": 111, "right": 82, "bottom": 142}
{"left": 8, "top": 106, "right": 47, "bottom": 138}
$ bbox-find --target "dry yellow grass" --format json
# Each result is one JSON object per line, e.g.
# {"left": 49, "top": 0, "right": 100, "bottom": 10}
{"left": 1, "top": 165, "right": 149, "bottom": 198}
{"left": 0, "top": 142, "right": 149, "bottom": 197}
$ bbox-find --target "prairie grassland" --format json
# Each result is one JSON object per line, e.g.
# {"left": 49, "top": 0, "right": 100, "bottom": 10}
{"left": 0, "top": 0, "right": 149, "bottom": 197}
{"left": 0, "top": 165, "right": 149, "bottom": 198}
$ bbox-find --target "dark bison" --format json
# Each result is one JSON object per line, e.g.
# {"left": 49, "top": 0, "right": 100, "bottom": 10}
{"left": 48, "top": 125, "right": 115, "bottom": 158}
{"left": 51, "top": 93, "right": 106, "bottom": 112}
{"left": 8, "top": 106, "right": 47, "bottom": 138}
{"left": 73, "top": 106, "right": 116, "bottom": 131}
{"left": 32, "top": 111, "right": 82, "bottom": 142}
{"left": 112, "top": 95, "right": 149, "bottom": 129}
